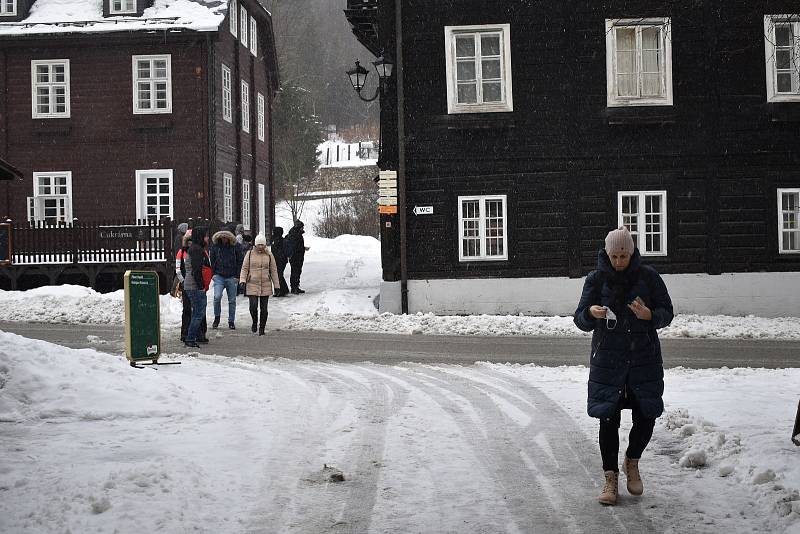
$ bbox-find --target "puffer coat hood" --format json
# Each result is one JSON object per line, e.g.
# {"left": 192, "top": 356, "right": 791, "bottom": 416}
{"left": 573, "top": 248, "right": 674, "bottom": 420}
{"left": 212, "top": 230, "right": 236, "bottom": 245}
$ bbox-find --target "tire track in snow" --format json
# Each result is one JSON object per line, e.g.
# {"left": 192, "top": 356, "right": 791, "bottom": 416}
{"left": 467, "top": 365, "right": 660, "bottom": 532}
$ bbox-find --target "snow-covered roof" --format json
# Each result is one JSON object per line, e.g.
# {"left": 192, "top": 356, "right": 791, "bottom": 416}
{"left": 0, "top": 0, "right": 234, "bottom": 37}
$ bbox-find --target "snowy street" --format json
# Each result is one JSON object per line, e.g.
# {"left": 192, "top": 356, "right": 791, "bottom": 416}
{"left": 1, "top": 331, "right": 798, "bottom": 533}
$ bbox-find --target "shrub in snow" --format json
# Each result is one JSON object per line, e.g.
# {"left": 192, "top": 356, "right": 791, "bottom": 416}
{"left": 752, "top": 469, "right": 776, "bottom": 485}
{"left": 679, "top": 448, "right": 707, "bottom": 468}
{"left": 718, "top": 464, "right": 735, "bottom": 477}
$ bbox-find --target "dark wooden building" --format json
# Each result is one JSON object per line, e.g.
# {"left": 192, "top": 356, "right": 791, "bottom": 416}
{"left": 346, "top": 0, "right": 800, "bottom": 317}
{"left": 0, "top": 0, "right": 279, "bottom": 237}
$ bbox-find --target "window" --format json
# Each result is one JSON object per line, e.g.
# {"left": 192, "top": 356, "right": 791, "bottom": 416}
{"left": 240, "top": 5, "right": 248, "bottom": 47}
{"left": 132, "top": 55, "right": 172, "bottom": 114}
{"left": 109, "top": 0, "right": 136, "bottom": 15}
{"left": 606, "top": 18, "right": 673, "bottom": 107}
{"left": 249, "top": 16, "right": 258, "bottom": 56}
{"left": 778, "top": 188, "right": 800, "bottom": 253}
{"left": 229, "top": 0, "right": 237, "bottom": 37}
{"left": 241, "top": 80, "right": 250, "bottom": 133}
{"left": 29, "top": 172, "right": 73, "bottom": 224}
{"left": 31, "top": 60, "right": 70, "bottom": 118}
{"left": 257, "top": 92, "right": 265, "bottom": 141}
{"left": 221, "top": 64, "right": 232, "bottom": 122}
{"left": 242, "top": 179, "right": 251, "bottom": 230}
{"left": 258, "top": 183, "right": 266, "bottom": 237}
{"left": 618, "top": 191, "right": 667, "bottom": 256}
{"left": 444, "top": 24, "right": 513, "bottom": 114}
{"left": 0, "top": 0, "right": 17, "bottom": 16}
{"left": 223, "top": 173, "right": 233, "bottom": 222}
{"left": 458, "top": 195, "right": 508, "bottom": 261}
{"left": 135, "top": 170, "right": 173, "bottom": 221}
{"left": 765, "top": 16, "right": 800, "bottom": 102}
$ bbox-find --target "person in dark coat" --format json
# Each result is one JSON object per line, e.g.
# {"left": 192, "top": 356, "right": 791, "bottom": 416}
{"left": 573, "top": 226, "right": 673, "bottom": 506}
{"left": 270, "top": 226, "right": 289, "bottom": 297}
{"left": 284, "top": 220, "right": 308, "bottom": 294}
{"left": 209, "top": 229, "right": 242, "bottom": 329}
{"left": 183, "top": 226, "right": 211, "bottom": 348}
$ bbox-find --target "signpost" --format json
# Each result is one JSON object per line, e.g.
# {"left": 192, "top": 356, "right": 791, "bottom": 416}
{"left": 124, "top": 270, "right": 175, "bottom": 368}
{"left": 378, "top": 170, "right": 398, "bottom": 215}
{"left": 412, "top": 205, "right": 433, "bottom": 216}
{"left": 0, "top": 222, "right": 11, "bottom": 265}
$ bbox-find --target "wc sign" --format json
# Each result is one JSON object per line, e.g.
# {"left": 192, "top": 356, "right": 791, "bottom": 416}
{"left": 413, "top": 205, "right": 434, "bottom": 216}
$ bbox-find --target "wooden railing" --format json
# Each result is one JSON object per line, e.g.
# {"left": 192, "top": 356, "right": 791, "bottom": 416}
{"left": 8, "top": 219, "right": 173, "bottom": 265}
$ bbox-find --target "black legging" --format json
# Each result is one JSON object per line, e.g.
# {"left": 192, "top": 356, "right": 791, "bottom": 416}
{"left": 599, "top": 391, "right": 656, "bottom": 472}
{"left": 248, "top": 295, "right": 269, "bottom": 328}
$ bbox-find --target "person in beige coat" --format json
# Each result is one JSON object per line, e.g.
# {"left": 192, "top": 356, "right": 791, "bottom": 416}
{"left": 238, "top": 234, "right": 280, "bottom": 335}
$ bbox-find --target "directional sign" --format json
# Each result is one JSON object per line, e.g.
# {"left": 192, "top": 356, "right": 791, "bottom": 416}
{"left": 379, "top": 196, "right": 398, "bottom": 206}
{"left": 413, "top": 206, "right": 434, "bottom": 215}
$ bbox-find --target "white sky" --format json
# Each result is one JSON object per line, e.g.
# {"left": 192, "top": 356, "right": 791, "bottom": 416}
{"left": 1, "top": 197, "right": 799, "bottom": 533}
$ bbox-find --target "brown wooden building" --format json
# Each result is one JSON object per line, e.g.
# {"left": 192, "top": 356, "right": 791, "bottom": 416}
{"left": 0, "top": 0, "right": 279, "bottom": 237}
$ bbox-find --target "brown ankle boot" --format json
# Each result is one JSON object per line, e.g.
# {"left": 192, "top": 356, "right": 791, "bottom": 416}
{"left": 623, "top": 456, "right": 643, "bottom": 496}
{"left": 598, "top": 470, "right": 618, "bottom": 505}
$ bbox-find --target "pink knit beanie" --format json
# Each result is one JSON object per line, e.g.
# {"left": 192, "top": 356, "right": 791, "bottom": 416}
{"left": 605, "top": 226, "right": 635, "bottom": 255}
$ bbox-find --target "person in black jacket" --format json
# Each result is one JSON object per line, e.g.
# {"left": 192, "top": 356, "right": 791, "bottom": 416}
{"left": 573, "top": 226, "right": 673, "bottom": 506}
{"left": 183, "top": 226, "right": 211, "bottom": 348}
{"left": 209, "top": 229, "right": 242, "bottom": 329}
{"left": 270, "top": 227, "right": 289, "bottom": 297}
{"left": 284, "top": 220, "right": 308, "bottom": 294}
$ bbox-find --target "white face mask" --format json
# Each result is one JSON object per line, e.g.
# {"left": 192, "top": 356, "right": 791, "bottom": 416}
{"left": 603, "top": 306, "right": 617, "bottom": 330}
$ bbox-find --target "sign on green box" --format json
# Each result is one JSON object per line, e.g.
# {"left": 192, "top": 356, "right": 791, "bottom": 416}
{"left": 124, "top": 270, "right": 161, "bottom": 363}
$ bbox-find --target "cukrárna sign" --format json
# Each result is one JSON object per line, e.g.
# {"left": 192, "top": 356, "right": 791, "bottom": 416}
{"left": 98, "top": 226, "right": 151, "bottom": 241}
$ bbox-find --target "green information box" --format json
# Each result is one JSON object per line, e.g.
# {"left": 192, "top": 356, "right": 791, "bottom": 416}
{"left": 124, "top": 270, "right": 161, "bottom": 364}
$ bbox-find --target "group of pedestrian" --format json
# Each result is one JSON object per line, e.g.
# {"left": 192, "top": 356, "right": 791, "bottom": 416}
{"left": 172, "top": 219, "right": 309, "bottom": 347}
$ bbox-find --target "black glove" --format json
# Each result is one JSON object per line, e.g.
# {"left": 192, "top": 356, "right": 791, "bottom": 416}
{"left": 238, "top": 282, "right": 246, "bottom": 292}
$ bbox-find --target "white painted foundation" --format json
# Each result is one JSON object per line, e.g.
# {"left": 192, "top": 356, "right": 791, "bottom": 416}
{"left": 380, "top": 273, "right": 800, "bottom": 317}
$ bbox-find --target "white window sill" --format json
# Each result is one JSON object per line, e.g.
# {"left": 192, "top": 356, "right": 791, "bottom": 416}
{"left": 133, "top": 108, "right": 172, "bottom": 115}
{"left": 458, "top": 256, "right": 509, "bottom": 262}
{"left": 449, "top": 103, "right": 513, "bottom": 115}
{"left": 607, "top": 97, "right": 673, "bottom": 108}
{"left": 767, "top": 94, "right": 800, "bottom": 103}
{"left": 32, "top": 113, "right": 70, "bottom": 119}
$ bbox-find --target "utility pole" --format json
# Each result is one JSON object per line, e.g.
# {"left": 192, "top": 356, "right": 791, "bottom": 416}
{"left": 395, "top": 0, "right": 408, "bottom": 313}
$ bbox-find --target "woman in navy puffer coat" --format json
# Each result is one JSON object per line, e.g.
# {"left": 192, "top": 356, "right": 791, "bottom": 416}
{"left": 574, "top": 226, "right": 673, "bottom": 506}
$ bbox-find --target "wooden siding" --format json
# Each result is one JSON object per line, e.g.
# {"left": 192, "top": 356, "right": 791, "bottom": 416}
{"left": 0, "top": 32, "right": 210, "bottom": 222}
{"left": 375, "top": 0, "right": 800, "bottom": 280}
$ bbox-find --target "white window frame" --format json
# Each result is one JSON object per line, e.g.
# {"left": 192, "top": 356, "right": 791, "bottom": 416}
{"left": 444, "top": 24, "right": 513, "bottom": 114}
{"left": 132, "top": 54, "right": 172, "bottom": 114}
{"left": 31, "top": 59, "right": 70, "bottom": 118}
{"left": 1, "top": 0, "right": 17, "bottom": 16}
{"left": 240, "top": 5, "right": 248, "bottom": 47}
{"left": 223, "top": 173, "right": 233, "bottom": 222}
{"left": 135, "top": 169, "right": 173, "bottom": 222}
{"left": 221, "top": 64, "right": 232, "bottom": 123}
{"left": 241, "top": 80, "right": 250, "bottom": 133}
{"left": 229, "top": 0, "right": 238, "bottom": 37}
{"left": 249, "top": 16, "right": 258, "bottom": 56}
{"left": 778, "top": 188, "right": 800, "bottom": 254}
{"left": 258, "top": 182, "right": 266, "bottom": 237}
{"left": 241, "top": 179, "right": 251, "bottom": 230}
{"left": 109, "top": 0, "right": 136, "bottom": 15}
{"left": 764, "top": 15, "right": 800, "bottom": 102}
{"left": 617, "top": 190, "right": 668, "bottom": 256}
{"left": 29, "top": 171, "right": 73, "bottom": 224}
{"left": 257, "top": 92, "right": 265, "bottom": 141}
{"left": 458, "top": 194, "right": 508, "bottom": 261}
{"left": 605, "top": 18, "right": 673, "bottom": 107}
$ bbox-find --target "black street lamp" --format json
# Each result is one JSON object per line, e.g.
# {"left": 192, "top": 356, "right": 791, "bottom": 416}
{"left": 346, "top": 56, "right": 393, "bottom": 102}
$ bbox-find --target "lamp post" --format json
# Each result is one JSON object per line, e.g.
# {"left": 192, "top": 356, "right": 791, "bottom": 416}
{"left": 346, "top": 56, "right": 393, "bottom": 102}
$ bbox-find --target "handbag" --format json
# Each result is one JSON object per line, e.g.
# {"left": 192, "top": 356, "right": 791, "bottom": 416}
{"left": 170, "top": 275, "right": 183, "bottom": 299}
